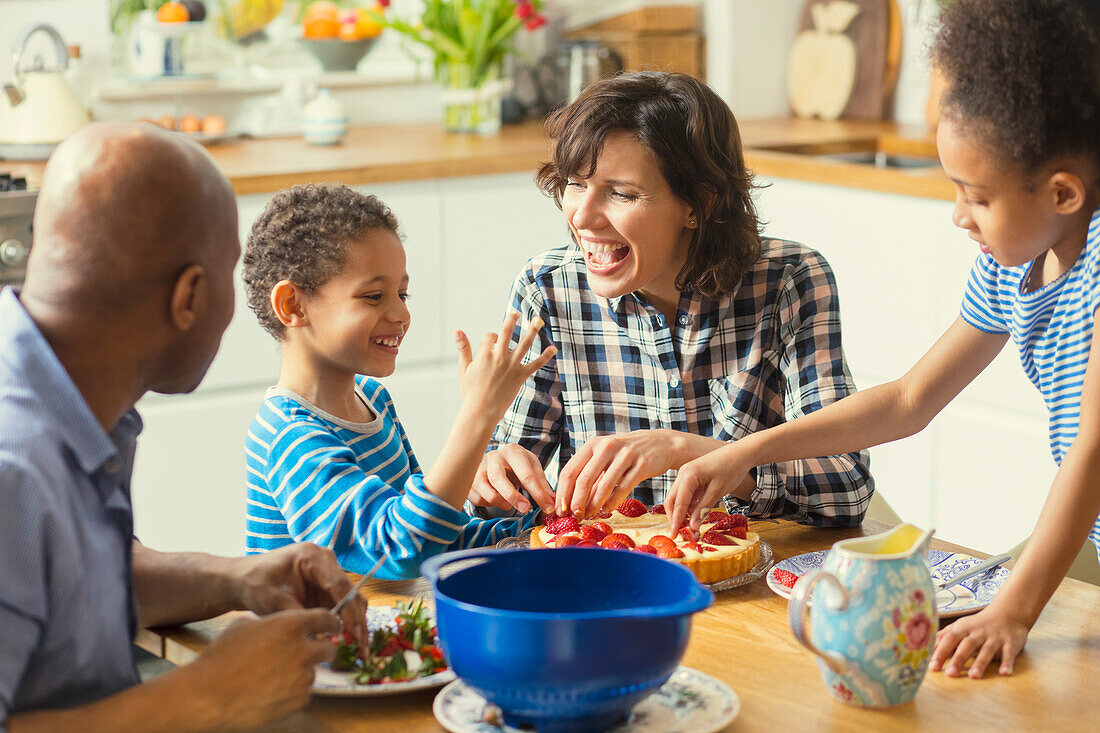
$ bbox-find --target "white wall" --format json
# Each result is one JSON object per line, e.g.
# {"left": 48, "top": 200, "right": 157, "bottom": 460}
{"left": 703, "top": 0, "right": 802, "bottom": 119}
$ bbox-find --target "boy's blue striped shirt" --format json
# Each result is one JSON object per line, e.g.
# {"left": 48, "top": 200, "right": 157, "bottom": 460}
{"left": 960, "top": 206, "right": 1100, "bottom": 556}
{"left": 245, "top": 376, "right": 537, "bottom": 579}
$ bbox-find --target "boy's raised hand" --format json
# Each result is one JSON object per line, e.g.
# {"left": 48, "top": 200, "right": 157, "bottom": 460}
{"left": 454, "top": 312, "right": 556, "bottom": 419}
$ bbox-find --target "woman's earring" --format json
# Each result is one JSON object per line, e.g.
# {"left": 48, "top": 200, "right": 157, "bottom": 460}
{"left": 688, "top": 216, "right": 697, "bottom": 228}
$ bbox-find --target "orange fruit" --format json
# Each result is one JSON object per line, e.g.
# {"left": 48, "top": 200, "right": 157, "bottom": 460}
{"left": 156, "top": 1, "right": 190, "bottom": 23}
{"left": 179, "top": 114, "right": 201, "bottom": 133}
{"left": 338, "top": 22, "right": 360, "bottom": 41}
{"left": 303, "top": 17, "right": 340, "bottom": 38}
{"left": 355, "top": 7, "right": 383, "bottom": 38}
{"left": 303, "top": 1, "right": 340, "bottom": 24}
{"left": 201, "top": 115, "right": 227, "bottom": 135}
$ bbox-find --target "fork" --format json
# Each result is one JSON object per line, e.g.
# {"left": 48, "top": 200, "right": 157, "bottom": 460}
{"left": 935, "top": 552, "right": 1011, "bottom": 591}
{"left": 330, "top": 555, "right": 386, "bottom": 616}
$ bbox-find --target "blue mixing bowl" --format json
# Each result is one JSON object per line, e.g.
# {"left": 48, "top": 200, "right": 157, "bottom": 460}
{"left": 421, "top": 547, "right": 713, "bottom": 733}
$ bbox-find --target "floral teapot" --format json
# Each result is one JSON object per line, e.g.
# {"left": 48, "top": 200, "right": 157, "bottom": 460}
{"left": 788, "top": 523, "right": 937, "bottom": 707}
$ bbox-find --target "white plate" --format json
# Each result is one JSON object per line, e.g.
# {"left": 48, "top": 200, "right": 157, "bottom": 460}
{"left": 433, "top": 666, "right": 739, "bottom": 733}
{"left": 496, "top": 528, "right": 774, "bottom": 592}
{"left": 178, "top": 129, "right": 246, "bottom": 146}
{"left": 765, "top": 549, "right": 1010, "bottom": 619}
{"left": 312, "top": 605, "right": 455, "bottom": 697}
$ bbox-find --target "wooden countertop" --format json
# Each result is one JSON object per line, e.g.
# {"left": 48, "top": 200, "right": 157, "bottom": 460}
{"left": 140, "top": 520, "right": 1099, "bottom": 731}
{"left": 4, "top": 118, "right": 954, "bottom": 201}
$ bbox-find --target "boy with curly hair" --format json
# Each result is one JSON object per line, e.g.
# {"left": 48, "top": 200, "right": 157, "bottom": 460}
{"left": 664, "top": 0, "right": 1100, "bottom": 679}
{"left": 242, "top": 183, "right": 555, "bottom": 579}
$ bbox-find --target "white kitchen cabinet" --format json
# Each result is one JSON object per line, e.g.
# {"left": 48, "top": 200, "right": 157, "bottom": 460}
{"left": 756, "top": 176, "right": 1056, "bottom": 553}
{"left": 132, "top": 171, "right": 561, "bottom": 554}
{"left": 440, "top": 173, "right": 570, "bottom": 342}
{"left": 131, "top": 389, "right": 264, "bottom": 557}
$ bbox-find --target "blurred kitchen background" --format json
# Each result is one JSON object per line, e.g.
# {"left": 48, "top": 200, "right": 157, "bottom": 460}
{"left": 0, "top": 0, "right": 941, "bottom": 134}
{"left": 4, "top": 0, "right": 1094, "bottom": 583}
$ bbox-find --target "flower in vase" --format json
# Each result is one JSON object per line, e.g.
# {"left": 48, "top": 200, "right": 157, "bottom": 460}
{"left": 372, "top": 0, "right": 548, "bottom": 89}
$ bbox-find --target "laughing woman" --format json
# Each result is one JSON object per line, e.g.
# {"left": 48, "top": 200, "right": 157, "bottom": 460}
{"left": 470, "top": 71, "right": 873, "bottom": 525}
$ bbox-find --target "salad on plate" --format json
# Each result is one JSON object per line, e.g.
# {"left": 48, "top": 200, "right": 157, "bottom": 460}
{"left": 327, "top": 598, "right": 448, "bottom": 685}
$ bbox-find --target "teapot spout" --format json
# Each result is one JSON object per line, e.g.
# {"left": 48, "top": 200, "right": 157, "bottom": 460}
{"left": 880, "top": 523, "right": 935, "bottom": 558}
{"left": 910, "top": 526, "right": 935, "bottom": 557}
{"left": 836, "top": 523, "right": 935, "bottom": 558}
{"left": 3, "top": 84, "right": 24, "bottom": 107}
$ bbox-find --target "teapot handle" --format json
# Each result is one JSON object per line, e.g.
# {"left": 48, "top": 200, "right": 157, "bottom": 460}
{"left": 788, "top": 569, "right": 850, "bottom": 675}
{"left": 12, "top": 24, "right": 70, "bottom": 79}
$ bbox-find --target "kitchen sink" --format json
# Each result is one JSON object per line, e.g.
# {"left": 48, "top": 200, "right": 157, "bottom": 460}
{"left": 751, "top": 137, "right": 941, "bottom": 171}
{"left": 815, "top": 151, "right": 940, "bottom": 169}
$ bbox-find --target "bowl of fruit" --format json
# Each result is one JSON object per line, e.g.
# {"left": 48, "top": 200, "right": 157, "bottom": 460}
{"left": 420, "top": 547, "right": 713, "bottom": 733}
{"left": 298, "top": 1, "right": 383, "bottom": 71}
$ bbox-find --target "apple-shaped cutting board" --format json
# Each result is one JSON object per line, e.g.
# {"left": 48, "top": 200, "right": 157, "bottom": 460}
{"left": 788, "top": 0, "right": 895, "bottom": 121}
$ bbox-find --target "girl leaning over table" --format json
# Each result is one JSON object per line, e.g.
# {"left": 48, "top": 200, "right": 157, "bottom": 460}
{"left": 664, "top": 0, "right": 1100, "bottom": 681}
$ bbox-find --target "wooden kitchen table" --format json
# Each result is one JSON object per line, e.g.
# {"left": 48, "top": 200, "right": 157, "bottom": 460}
{"left": 143, "top": 520, "right": 1099, "bottom": 731}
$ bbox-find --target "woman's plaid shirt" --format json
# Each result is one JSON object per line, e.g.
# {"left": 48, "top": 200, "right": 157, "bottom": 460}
{"left": 489, "top": 238, "right": 873, "bottom": 526}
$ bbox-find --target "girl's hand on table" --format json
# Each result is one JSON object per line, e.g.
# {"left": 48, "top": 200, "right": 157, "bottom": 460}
{"left": 469, "top": 443, "right": 556, "bottom": 514}
{"left": 232, "top": 543, "right": 368, "bottom": 650}
{"left": 930, "top": 603, "right": 1030, "bottom": 678}
{"left": 556, "top": 430, "right": 686, "bottom": 518}
{"left": 186, "top": 609, "right": 340, "bottom": 729}
{"left": 665, "top": 444, "right": 752, "bottom": 535}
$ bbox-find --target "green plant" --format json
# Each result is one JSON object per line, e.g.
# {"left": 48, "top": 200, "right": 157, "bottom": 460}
{"left": 373, "top": 0, "right": 547, "bottom": 87}
{"left": 109, "top": 0, "right": 159, "bottom": 34}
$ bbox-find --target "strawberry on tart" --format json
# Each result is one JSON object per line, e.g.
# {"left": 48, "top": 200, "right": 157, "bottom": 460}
{"left": 530, "top": 498, "right": 761, "bottom": 584}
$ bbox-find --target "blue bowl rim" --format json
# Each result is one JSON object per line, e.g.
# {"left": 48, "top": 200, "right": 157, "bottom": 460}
{"left": 421, "top": 547, "right": 714, "bottom": 621}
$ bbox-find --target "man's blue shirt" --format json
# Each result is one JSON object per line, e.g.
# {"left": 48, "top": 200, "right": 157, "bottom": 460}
{"left": 0, "top": 288, "right": 141, "bottom": 723}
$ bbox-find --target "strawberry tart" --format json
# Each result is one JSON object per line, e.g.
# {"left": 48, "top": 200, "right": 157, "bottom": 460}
{"left": 530, "top": 499, "right": 761, "bottom": 584}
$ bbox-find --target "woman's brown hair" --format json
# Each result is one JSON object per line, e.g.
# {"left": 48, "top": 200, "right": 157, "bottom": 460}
{"left": 536, "top": 71, "right": 762, "bottom": 297}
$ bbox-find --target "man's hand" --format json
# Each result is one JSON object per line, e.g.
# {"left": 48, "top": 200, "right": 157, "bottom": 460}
{"left": 184, "top": 609, "right": 340, "bottom": 729}
{"left": 231, "top": 544, "right": 367, "bottom": 648}
{"left": 556, "top": 431, "right": 681, "bottom": 518}
{"left": 469, "top": 444, "right": 555, "bottom": 514}
{"left": 929, "top": 602, "right": 1030, "bottom": 678}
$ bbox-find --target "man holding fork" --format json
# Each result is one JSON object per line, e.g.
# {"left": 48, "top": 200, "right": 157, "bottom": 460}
{"left": 0, "top": 122, "right": 366, "bottom": 732}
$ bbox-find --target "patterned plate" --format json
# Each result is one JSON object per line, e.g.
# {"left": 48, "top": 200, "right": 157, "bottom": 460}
{"left": 433, "top": 666, "right": 739, "bottom": 733}
{"left": 765, "top": 549, "right": 1010, "bottom": 619}
{"left": 496, "top": 528, "right": 773, "bottom": 592}
{"left": 312, "top": 605, "right": 455, "bottom": 697}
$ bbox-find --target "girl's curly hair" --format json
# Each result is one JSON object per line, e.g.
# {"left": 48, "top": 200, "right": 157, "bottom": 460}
{"left": 932, "top": 0, "right": 1100, "bottom": 178}
{"left": 243, "top": 183, "right": 400, "bottom": 339}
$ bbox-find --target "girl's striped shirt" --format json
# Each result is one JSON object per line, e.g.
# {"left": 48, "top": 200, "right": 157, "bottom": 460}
{"left": 245, "top": 376, "right": 537, "bottom": 579}
{"left": 960, "top": 206, "right": 1100, "bottom": 556}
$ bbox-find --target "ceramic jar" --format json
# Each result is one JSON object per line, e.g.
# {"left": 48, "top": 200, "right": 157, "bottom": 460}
{"left": 788, "top": 524, "right": 938, "bottom": 707}
{"left": 301, "top": 88, "right": 347, "bottom": 146}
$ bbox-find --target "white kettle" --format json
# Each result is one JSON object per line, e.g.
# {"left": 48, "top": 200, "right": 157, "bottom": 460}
{"left": 0, "top": 24, "right": 90, "bottom": 146}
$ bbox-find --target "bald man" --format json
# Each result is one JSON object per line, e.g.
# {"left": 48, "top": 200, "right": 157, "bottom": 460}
{"left": 0, "top": 123, "right": 367, "bottom": 732}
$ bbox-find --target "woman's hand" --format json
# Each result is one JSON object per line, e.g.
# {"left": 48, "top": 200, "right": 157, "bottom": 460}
{"left": 929, "top": 602, "right": 1030, "bottom": 678}
{"left": 556, "top": 430, "right": 720, "bottom": 518}
{"left": 468, "top": 444, "right": 556, "bottom": 514}
{"left": 664, "top": 444, "right": 753, "bottom": 535}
